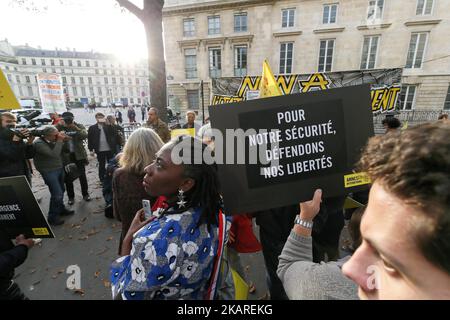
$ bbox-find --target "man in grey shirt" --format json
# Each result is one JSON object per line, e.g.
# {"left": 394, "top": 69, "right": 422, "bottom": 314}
{"left": 34, "top": 126, "right": 74, "bottom": 226}
{"left": 277, "top": 190, "right": 361, "bottom": 300}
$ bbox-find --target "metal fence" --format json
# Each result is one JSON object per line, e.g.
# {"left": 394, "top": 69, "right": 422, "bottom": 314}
{"left": 374, "top": 109, "right": 445, "bottom": 125}
{"left": 122, "top": 123, "right": 142, "bottom": 141}
{"left": 373, "top": 109, "right": 446, "bottom": 134}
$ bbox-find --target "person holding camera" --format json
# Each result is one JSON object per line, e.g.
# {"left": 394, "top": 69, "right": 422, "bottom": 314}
{"left": 0, "top": 112, "right": 35, "bottom": 184}
{"left": 56, "top": 112, "right": 91, "bottom": 206}
{"left": 34, "top": 126, "right": 74, "bottom": 226}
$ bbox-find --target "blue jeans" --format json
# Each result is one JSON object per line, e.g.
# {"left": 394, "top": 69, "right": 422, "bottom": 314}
{"left": 41, "top": 169, "right": 65, "bottom": 220}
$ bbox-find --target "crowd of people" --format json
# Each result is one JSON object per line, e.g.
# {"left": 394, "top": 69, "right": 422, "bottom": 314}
{"left": 0, "top": 107, "right": 449, "bottom": 300}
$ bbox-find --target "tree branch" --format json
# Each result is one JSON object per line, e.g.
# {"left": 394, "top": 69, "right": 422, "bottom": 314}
{"left": 116, "top": 0, "right": 145, "bottom": 21}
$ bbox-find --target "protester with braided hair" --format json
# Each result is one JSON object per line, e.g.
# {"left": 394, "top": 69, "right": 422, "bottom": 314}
{"left": 111, "top": 136, "right": 226, "bottom": 300}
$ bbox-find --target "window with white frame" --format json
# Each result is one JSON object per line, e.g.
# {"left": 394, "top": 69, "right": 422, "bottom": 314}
{"left": 187, "top": 90, "right": 199, "bottom": 110}
{"left": 183, "top": 18, "right": 195, "bottom": 37}
{"left": 399, "top": 85, "right": 417, "bottom": 110}
{"left": 416, "top": 0, "right": 433, "bottom": 15}
{"left": 323, "top": 4, "right": 338, "bottom": 24}
{"left": 185, "top": 48, "right": 197, "bottom": 79}
{"left": 282, "top": 8, "right": 295, "bottom": 28}
{"left": 209, "top": 48, "right": 222, "bottom": 78}
{"left": 234, "top": 45, "right": 248, "bottom": 77}
{"left": 444, "top": 85, "right": 450, "bottom": 110}
{"left": 318, "top": 39, "right": 335, "bottom": 72}
{"left": 367, "top": 0, "right": 384, "bottom": 21}
{"left": 21, "top": 58, "right": 27, "bottom": 65}
{"left": 27, "top": 86, "right": 33, "bottom": 97}
{"left": 81, "top": 87, "right": 86, "bottom": 96}
{"left": 25, "top": 76, "right": 31, "bottom": 83}
{"left": 234, "top": 13, "right": 248, "bottom": 32}
{"left": 280, "top": 42, "right": 294, "bottom": 74}
{"left": 208, "top": 16, "right": 220, "bottom": 35}
{"left": 406, "top": 32, "right": 428, "bottom": 69}
{"left": 360, "top": 35, "right": 379, "bottom": 69}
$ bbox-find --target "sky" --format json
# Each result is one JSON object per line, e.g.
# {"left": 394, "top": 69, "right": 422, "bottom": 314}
{"left": 0, "top": 0, "right": 148, "bottom": 63}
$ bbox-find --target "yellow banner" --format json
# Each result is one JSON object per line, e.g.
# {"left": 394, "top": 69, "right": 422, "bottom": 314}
{"left": 171, "top": 128, "right": 196, "bottom": 139}
{"left": 344, "top": 172, "right": 371, "bottom": 188}
{"left": 344, "top": 197, "right": 365, "bottom": 209}
{"left": 0, "top": 69, "right": 20, "bottom": 110}
{"left": 259, "top": 60, "right": 282, "bottom": 98}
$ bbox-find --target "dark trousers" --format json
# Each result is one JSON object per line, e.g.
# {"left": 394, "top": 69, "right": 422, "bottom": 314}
{"left": 259, "top": 232, "right": 289, "bottom": 300}
{"left": 41, "top": 168, "right": 65, "bottom": 220}
{"left": 65, "top": 154, "right": 89, "bottom": 199}
{"left": 0, "top": 281, "right": 29, "bottom": 300}
{"left": 97, "top": 151, "right": 114, "bottom": 181}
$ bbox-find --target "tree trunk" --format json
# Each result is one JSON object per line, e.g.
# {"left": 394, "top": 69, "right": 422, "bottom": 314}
{"left": 143, "top": 6, "right": 168, "bottom": 122}
{"left": 116, "top": 0, "right": 168, "bottom": 122}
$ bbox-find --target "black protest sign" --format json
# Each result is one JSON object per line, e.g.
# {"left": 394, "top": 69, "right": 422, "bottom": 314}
{"left": 0, "top": 176, "right": 55, "bottom": 239}
{"left": 209, "top": 84, "right": 373, "bottom": 214}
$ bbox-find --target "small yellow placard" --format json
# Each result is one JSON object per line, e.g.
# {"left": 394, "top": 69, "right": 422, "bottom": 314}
{"left": 344, "top": 172, "right": 371, "bottom": 188}
{"left": 171, "top": 128, "right": 196, "bottom": 138}
{"left": 32, "top": 228, "right": 50, "bottom": 236}
{"left": 0, "top": 69, "right": 20, "bottom": 110}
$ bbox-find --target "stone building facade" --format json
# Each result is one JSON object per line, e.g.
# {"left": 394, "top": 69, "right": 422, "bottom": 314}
{"left": 0, "top": 40, "right": 150, "bottom": 107}
{"left": 163, "top": 0, "right": 450, "bottom": 118}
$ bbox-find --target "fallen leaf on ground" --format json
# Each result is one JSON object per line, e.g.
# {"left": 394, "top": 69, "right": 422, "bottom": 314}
{"left": 249, "top": 283, "right": 256, "bottom": 294}
{"left": 81, "top": 217, "right": 87, "bottom": 223}
{"left": 106, "top": 237, "right": 113, "bottom": 241}
{"left": 58, "top": 269, "right": 64, "bottom": 274}
{"left": 94, "top": 271, "right": 101, "bottom": 278}
{"left": 68, "top": 235, "right": 73, "bottom": 239}
{"left": 78, "top": 236, "right": 89, "bottom": 241}
{"left": 103, "top": 281, "right": 111, "bottom": 288}
{"left": 258, "top": 292, "right": 270, "bottom": 300}
{"left": 74, "top": 289, "right": 85, "bottom": 296}
{"left": 96, "top": 247, "right": 109, "bottom": 256}
{"left": 87, "top": 229, "right": 100, "bottom": 236}
{"left": 29, "top": 269, "right": 37, "bottom": 274}
{"left": 59, "top": 237, "right": 65, "bottom": 241}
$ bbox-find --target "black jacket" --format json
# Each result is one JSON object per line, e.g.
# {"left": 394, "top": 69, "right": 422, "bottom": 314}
{"left": 0, "top": 129, "right": 35, "bottom": 182}
{"left": 0, "top": 230, "right": 28, "bottom": 293}
{"left": 87, "top": 124, "right": 120, "bottom": 154}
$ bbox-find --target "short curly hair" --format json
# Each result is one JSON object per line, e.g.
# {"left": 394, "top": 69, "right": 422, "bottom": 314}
{"left": 358, "top": 121, "right": 450, "bottom": 275}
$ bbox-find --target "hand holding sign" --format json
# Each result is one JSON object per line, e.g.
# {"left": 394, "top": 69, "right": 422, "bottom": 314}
{"left": 15, "top": 234, "right": 35, "bottom": 249}
{"left": 299, "top": 189, "right": 322, "bottom": 221}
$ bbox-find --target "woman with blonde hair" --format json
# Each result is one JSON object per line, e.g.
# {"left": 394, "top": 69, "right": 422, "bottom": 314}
{"left": 112, "top": 128, "right": 163, "bottom": 254}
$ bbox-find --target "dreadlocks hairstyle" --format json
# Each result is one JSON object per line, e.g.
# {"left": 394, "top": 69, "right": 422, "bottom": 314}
{"left": 167, "top": 135, "right": 221, "bottom": 227}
